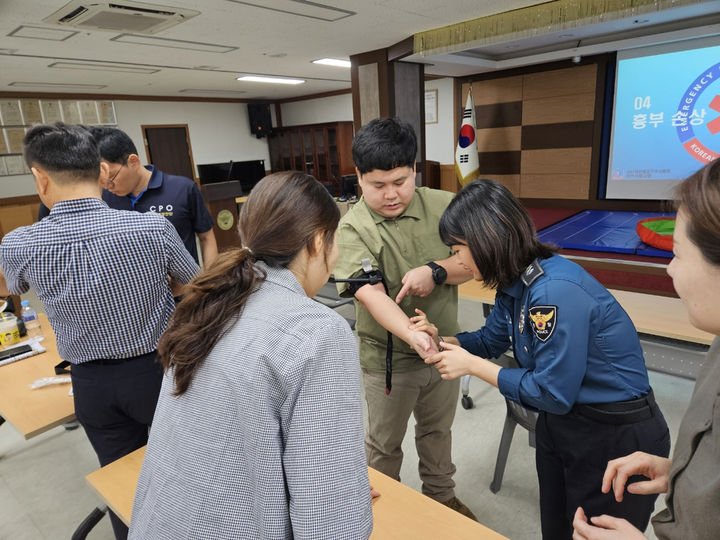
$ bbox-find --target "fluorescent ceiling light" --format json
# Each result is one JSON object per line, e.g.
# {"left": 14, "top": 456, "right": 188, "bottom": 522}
{"left": 111, "top": 34, "right": 236, "bottom": 53}
{"left": 226, "top": 0, "right": 355, "bottom": 22}
{"left": 48, "top": 61, "right": 159, "bottom": 74}
{"left": 237, "top": 75, "right": 305, "bottom": 85}
{"left": 8, "top": 25, "right": 78, "bottom": 41}
{"left": 179, "top": 89, "right": 247, "bottom": 95}
{"left": 312, "top": 58, "right": 351, "bottom": 68}
{"left": 8, "top": 81, "right": 107, "bottom": 89}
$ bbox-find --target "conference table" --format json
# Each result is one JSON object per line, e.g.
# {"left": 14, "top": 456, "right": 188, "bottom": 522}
{"left": 458, "top": 280, "right": 713, "bottom": 346}
{"left": 459, "top": 279, "right": 712, "bottom": 383}
{"left": 86, "top": 445, "right": 508, "bottom": 539}
{"left": 0, "top": 314, "right": 74, "bottom": 439}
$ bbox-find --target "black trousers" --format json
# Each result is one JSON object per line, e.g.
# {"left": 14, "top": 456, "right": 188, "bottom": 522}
{"left": 71, "top": 351, "right": 163, "bottom": 540}
{"left": 535, "top": 401, "right": 670, "bottom": 540}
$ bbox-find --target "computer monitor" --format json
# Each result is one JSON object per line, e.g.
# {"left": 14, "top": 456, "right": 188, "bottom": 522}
{"left": 197, "top": 160, "right": 266, "bottom": 194}
{"left": 341, "top": 174, "right": 358, "bottom": 198}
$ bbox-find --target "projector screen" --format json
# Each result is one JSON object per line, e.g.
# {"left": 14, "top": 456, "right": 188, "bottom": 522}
{"left": 605, "top": 37, "right": 720, "bottom": 199}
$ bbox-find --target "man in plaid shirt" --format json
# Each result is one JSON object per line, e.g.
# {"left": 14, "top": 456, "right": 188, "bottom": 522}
{"left": 0, "top": 123, "right": 198, "bottom": 540}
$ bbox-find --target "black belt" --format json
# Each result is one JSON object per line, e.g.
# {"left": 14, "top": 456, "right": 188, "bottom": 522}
{"left": 573, "top": 389, "right": 657, "bottom": 425}
{"left": 59, "top": 350, "right": 157, "bottom": 371}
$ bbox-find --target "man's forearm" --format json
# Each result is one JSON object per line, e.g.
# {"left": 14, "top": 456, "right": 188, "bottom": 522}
{"left": 355, "top": 284, "right": 414, "bottom": 345}
{"left": 198, "top": 230, "right": 218, "bottom": 267}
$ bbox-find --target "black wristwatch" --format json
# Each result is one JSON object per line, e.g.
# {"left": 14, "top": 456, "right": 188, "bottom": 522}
{"left": 426, "top": 262, "right": 447, "bottom": 285}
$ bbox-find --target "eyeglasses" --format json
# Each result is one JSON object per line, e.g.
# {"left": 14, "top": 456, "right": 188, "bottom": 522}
{"left": 106, "top": 164, "right": 126, "bottom": 187}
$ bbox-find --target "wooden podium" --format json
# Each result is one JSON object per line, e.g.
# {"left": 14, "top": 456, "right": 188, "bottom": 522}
{"left": 200, "top": 181, "right": 244, "bottom": 252}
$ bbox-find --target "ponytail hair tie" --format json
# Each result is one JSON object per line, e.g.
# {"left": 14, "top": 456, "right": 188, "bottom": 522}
{"left": 242, "top": 245, "right": 254, "bottom": 257}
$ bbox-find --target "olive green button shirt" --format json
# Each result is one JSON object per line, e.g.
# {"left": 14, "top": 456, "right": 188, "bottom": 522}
{"left": 335, "top": 187, "right": 460, "bottom": 372}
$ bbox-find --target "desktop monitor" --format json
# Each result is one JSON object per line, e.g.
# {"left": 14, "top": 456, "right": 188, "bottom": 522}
{"left": 341, "top": 174, "right": 358, "bottom": 198}
{"left": 197, "top": 160, "right": 266, "bottom": 194}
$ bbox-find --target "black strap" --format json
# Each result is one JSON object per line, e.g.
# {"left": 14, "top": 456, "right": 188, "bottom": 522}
{"left": 331, "top": 269, "right": 393, "bottom": 394}
{"left": 54, "top": 360, "right": 71, "bottom": 375}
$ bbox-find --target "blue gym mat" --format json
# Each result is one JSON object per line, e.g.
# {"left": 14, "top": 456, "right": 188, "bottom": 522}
{"left": 537, "top": 210, "right": 675, "bottom": 258}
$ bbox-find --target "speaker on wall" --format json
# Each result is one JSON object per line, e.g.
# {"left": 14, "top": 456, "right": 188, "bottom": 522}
{"left": 248, "top": 103, "right": 272, "bottom": 138}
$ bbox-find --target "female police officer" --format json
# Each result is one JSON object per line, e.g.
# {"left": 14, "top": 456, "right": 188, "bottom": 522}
{"left": 411, "top": 179, "right": 669, "bottom": 539}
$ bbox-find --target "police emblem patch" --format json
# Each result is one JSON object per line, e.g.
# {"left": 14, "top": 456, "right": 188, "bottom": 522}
{"left": 528, "top": 306, "right": 557, "bottom": 342}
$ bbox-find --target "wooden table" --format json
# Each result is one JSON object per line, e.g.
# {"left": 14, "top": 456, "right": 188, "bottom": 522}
{"left": 0, "top": 314, "right": 74, "bottom": 439}
{"left": 86, "top": 446, "right": 508, "bottom": 539}
{"left": 459, "top": 280, "right": 713, "bottom": 346}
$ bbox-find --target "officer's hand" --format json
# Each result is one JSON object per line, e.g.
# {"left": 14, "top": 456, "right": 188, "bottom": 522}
{"left": 572, "top": 507, "right": 646, "bottom": 540}
{"left": 395, "top": 265, "right": 434, "bottom": 303}
{"left": 425, "top": 341, "right": 475, "bottom": 380}
{"left": 408, "top": 330, "right": 438, "bottom": 360}
{"left": 601, "top": 451, "right": 671, "bottom": 502}
{"left": 408, "top": 308, "right": 439, "bottom": 346}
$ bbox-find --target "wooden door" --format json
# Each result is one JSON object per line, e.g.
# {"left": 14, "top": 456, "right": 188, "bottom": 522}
{"left": 142, "top": 125, "right": 197, "bottom": 182}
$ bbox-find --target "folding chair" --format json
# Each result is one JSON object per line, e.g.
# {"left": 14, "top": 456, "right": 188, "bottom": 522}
{"left": 314, "top": 281, "right": 355, "bottom": 330}
{"left": 489, "top": 354, "right": 538, "bottom": 494}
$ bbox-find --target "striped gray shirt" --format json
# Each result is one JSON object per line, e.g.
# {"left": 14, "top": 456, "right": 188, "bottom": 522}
{"left": 0, "top": 198, "right": 198, "bottom": 362}
{"left": 130, "top": 265, "right": 373, "bottom": 539}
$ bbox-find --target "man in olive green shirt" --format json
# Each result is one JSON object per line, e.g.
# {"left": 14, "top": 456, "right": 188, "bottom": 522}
{"left": 334, "top": 118, "right": 475, "bottom": 519}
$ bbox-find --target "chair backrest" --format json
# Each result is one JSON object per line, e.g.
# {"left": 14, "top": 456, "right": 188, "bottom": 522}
{"left": 313, "top": 282, "right": 356, "bottom": 330}
{"left": 504, "top": 353, "right": 539, "bottom": 432}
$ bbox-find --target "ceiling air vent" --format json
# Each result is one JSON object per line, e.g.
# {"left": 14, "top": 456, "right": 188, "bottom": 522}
{"left": 43, "top": 1, "right": 200, "bottom": 35}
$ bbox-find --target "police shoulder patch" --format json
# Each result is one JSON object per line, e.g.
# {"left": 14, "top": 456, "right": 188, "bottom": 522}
{"left": 528, "top": 305, "right": 557, "bottom": 342}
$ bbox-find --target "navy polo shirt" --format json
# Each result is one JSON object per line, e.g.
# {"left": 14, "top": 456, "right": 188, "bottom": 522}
{"left": 103, "top": 166, "right": 213, "bottom": 263}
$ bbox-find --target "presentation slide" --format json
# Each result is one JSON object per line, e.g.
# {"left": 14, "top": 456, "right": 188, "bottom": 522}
{"left": 606, "top": 37, "right": 720, "bottom": 199}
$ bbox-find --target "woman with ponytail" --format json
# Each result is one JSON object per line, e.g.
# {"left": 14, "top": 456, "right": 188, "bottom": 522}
{"left": 129, "top": 172, "right": 373, "bottom": 540}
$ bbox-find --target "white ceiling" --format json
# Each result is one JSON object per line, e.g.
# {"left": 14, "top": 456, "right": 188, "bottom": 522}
{"left": 1, "top": 0, "right": 719, "bottom": 101}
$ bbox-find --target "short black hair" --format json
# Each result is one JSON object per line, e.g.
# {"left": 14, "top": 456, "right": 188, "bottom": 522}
{"left": 86, "top": 126, "right": 138, "bottom": 164}
{"left": 352, "top": 117, "right": 416, "bottom": 174}
{"left": 439, "top": 179, "right": 557, "bottom": 289}
{"left": 23, "top": 123, "right": 100, "bottom": 181}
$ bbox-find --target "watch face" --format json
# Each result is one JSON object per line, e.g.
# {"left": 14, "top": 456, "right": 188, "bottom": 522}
{"left": 434, "top": 266, "right": 447, "bottom": 284}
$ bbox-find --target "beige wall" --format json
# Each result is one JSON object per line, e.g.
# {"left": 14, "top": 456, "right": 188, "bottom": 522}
{"left": 0, "top": 100, "right": 271, "bottom": 198}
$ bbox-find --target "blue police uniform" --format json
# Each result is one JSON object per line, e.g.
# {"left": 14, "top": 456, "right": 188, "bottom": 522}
{"left": 102, "top": 166, "right": 213, "bottom": 264}
{"left": 456, "top": 254, "right": 670, "bottom": 539}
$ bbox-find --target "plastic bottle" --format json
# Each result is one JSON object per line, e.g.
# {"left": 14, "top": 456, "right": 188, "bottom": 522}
{"left": 0, "top": 313, "right": 20, "bottom": 349}
{"left": 20, "top": 300, "right": 42, "bottom": 339}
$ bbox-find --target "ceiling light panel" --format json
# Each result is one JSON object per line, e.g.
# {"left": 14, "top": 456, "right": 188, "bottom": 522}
{"left": 8, "top": 82, "right": 107, "bottom": 90}
{"left": 237, "top": 75, "right": 305, "bottom": 85}
{"left": 226, "top": 0, "right": 355, "bottom": 22}
{"left": 48, "top": 61, "right": 159, "bottom": 74}
{"left": 111, "top": 34, "right": 237, "bottom": 53}
{"left": 179, "top": 89, "right": 247, "bottom": 95}
{"left": 8, "top": 25, "right": 78, "bottom": 41}
{"left": 312, "top": 58, "right": 351, "bottom": 68}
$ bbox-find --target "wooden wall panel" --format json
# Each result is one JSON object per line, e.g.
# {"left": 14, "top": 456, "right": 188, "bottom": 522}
{"left": 478, "top": 151, "right": 521, "bottom": 175}
{"left": 439, "top": 164, "right": 459, "bottom": 193}
{"left": 0, "top": 204, "right": 35, "bottom": 240}
{"left": 476, "top": 126, "right": 521, "bottom": 152}
{"left": 479, "top": 174, "right": 520, "bottom": 197}
{"left": 458, "top": 58, "right": 610, "bottom": 203}
{"left": 521, "top": 122, "right": 594, "bottom": 149}
{"left": 522, "top": 93, "right": 595, "bottom": 125}
{"left": 521, "top": 148, "right": 592, "bottom": 175}
{"left": 475, "top": 102, "right": 522, "bottom": 129}
{"left": 523, "top": 65, "right": 597, "bottom": 100}
{"left": 471, "top": 76, "right": 523, "bottom": 105}
{"left": 520, "top": 174, "right": 590, "bottom": 199}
